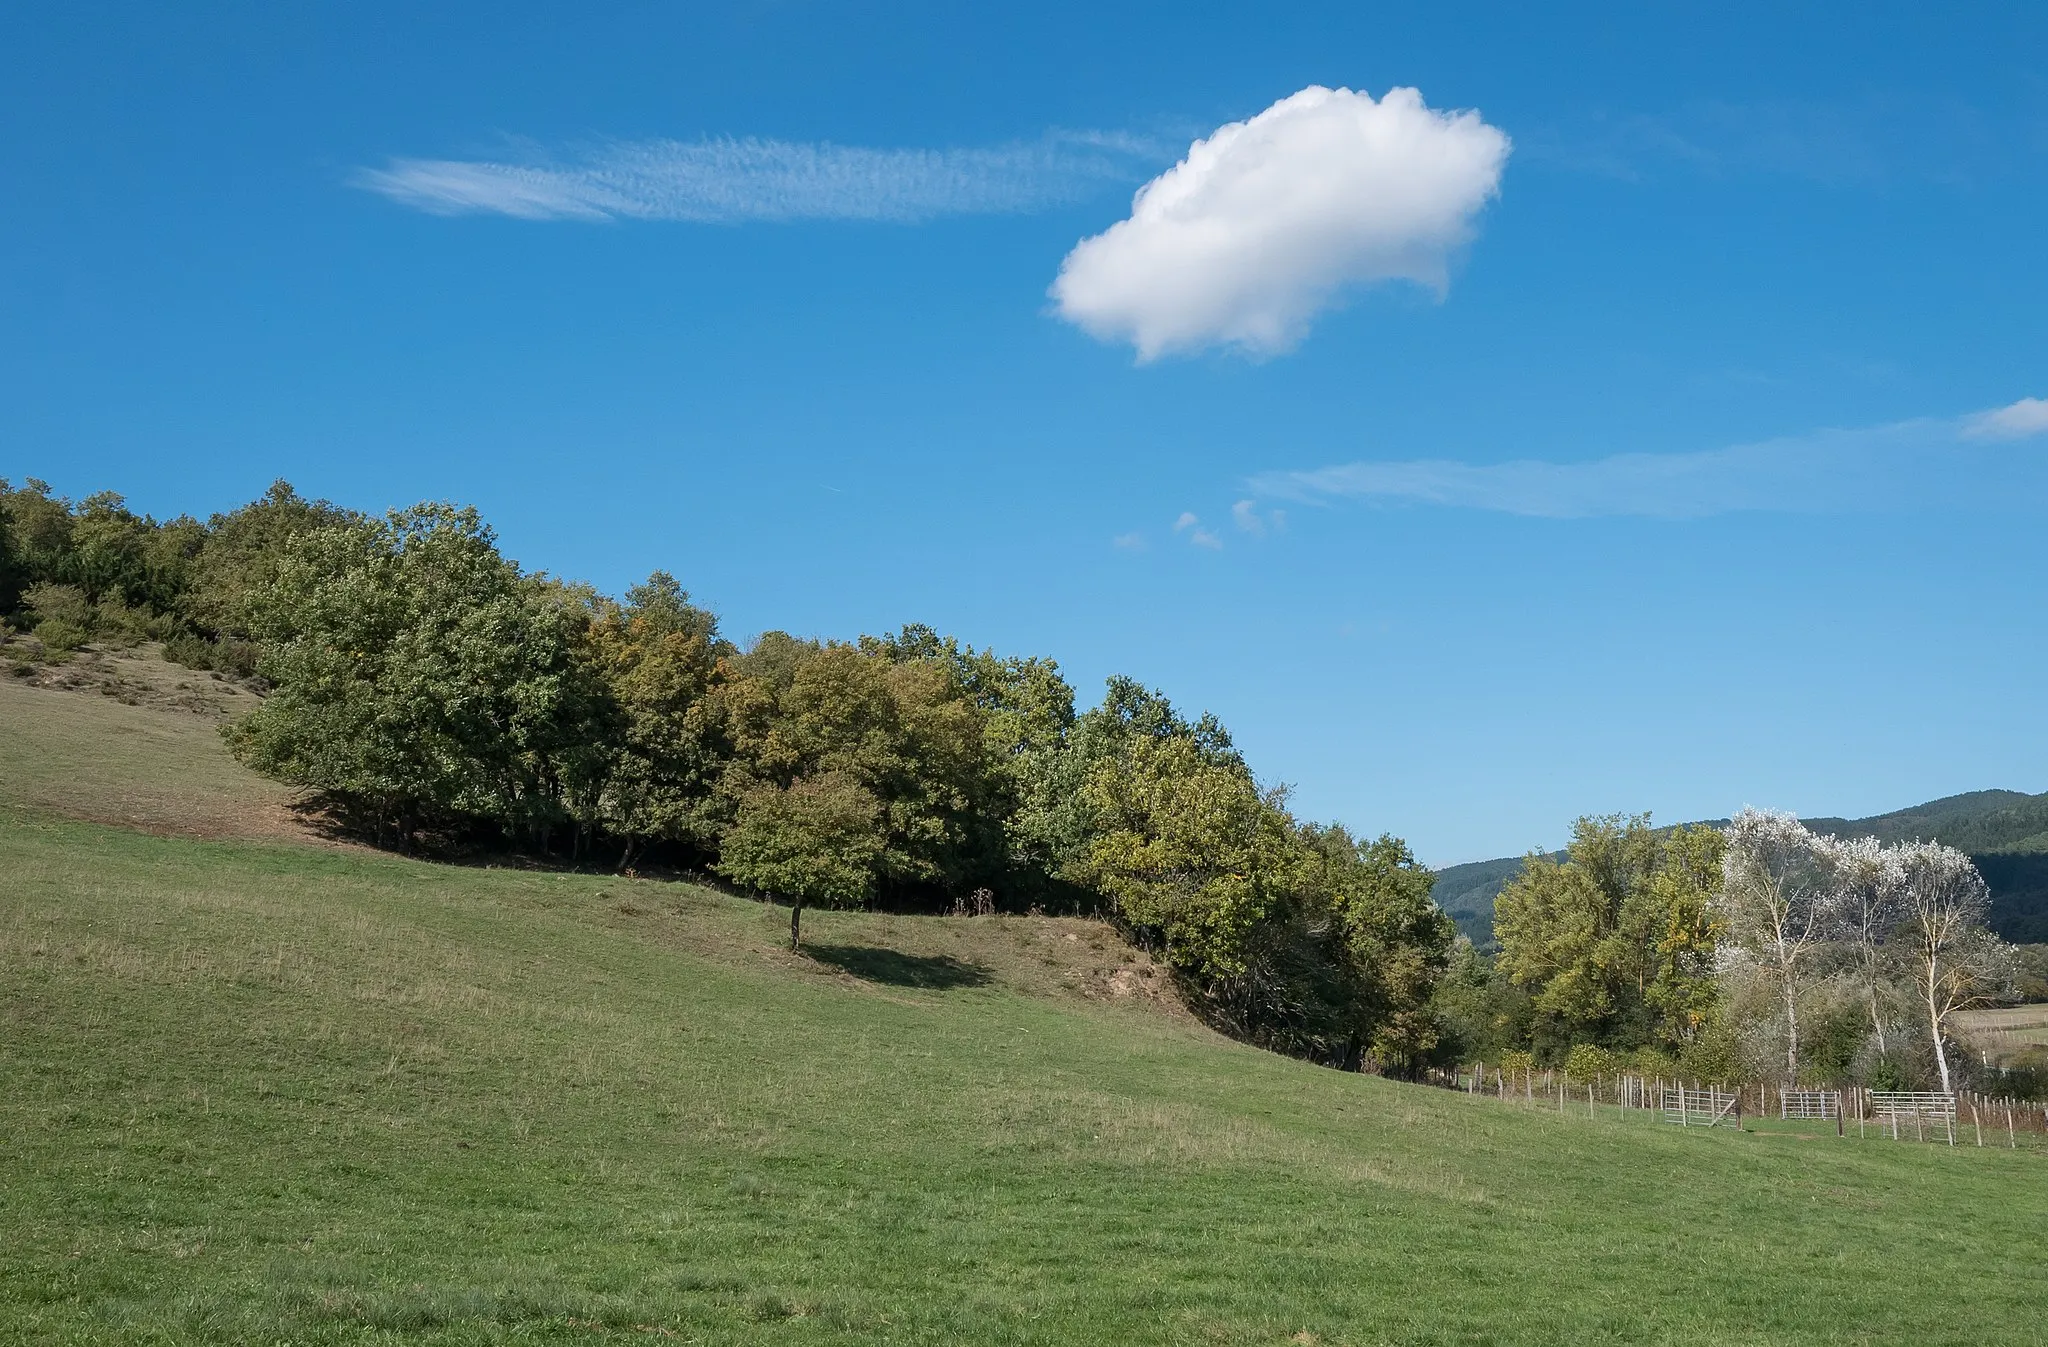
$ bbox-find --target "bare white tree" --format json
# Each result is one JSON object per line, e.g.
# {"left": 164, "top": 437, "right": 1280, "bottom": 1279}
{"left": 1720, "top": 809, "right": 1839, "bottom": 1081}
{"left": 1896, "top": 841, "right": 2013, "bottom": 1094}
{"left": 1830, "top": 834, "right": 1907, "bottom": 1053}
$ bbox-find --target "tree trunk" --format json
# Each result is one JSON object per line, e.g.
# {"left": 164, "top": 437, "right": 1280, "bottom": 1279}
{"left": 1925, "top": 958, "right": 1953, "bottom": 1093}
{"left": 1781, "top": 966, "right": 1801, "bottom": 1082}
{"left": 1866, "top": 974, "right": 1887, "bottom": 1054}
{"left": 790, "top": 900, "right": 803, "bottom": 952}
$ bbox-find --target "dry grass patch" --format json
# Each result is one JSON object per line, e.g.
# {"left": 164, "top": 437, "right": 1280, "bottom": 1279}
{"left": 0, "top": 671, "right": 301, "bottom": 842}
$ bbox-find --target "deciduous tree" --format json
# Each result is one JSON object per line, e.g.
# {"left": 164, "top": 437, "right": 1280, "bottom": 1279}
{"left": 1718, "top": 809, "right": 1836, "bottom": 1081}
{"left": 718, "top": 772, "right": 886, "bottom": 949}
{"left": 1896, "top": 840, "right": 2014, "bottom": 1092}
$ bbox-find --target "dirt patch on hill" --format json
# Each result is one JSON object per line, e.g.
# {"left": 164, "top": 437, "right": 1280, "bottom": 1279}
{"left": 2, "top": 636, "right": 265, "bottom": 721}
{"left": 757, "top": 908, "right": 1194, "bottom": 1021}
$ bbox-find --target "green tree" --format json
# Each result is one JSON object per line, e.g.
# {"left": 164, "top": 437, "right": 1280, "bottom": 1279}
{"left": 1427, "top": 940, "right": 1530, "bottom": 1064}
{"left": 585, "top": 572, "right": 732, "bottom": 869}
{"left": 1494, "top": 815, "right": 1724, "bottom": 1053}
{"left": 716, "top": 638, "right": 993, "bottom": 903}
{"left": 0, "top": 479, "right": 77, "bottom": 600}
{"left": 718, "top": 772, "right": 887, "bottom": 949}
{"left": 1070, "top": 732, "right": 1289, "bottom": 991}
{"left": 862, "top": 624, "right": 1077, "bottom": 898}
{"left": 1014, "top": 675, "right": 1243, "bottom": 889}
{"left": 176, "top": 480, "right": 359, "bottom": 670}
{"left": 1299, "top": 826, "right": 1456, "bottom": 1073}
{"left": 229, "top": 504, "right": 610, "bottom": 848}
{"left": 0, "top": 485, "right": 21, "bottom": 615}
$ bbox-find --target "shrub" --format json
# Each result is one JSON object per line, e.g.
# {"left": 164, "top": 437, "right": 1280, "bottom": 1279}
{"left": 163, "top": 633, "right": 260, "bottom": 678}
{"left": 1563, "top": 1043, "right": 1618, "bottom": 1082}
{"left": 1623, "top": 1046, "right": 1678, "bottom": 1078}
{"left": 90, "top": 596, "right": 177, "bottom": 646}
{"left": 24, "top": 581, "right": 92, "bottom": 632}
{"left": 33, "top": 617, "right": 89, "bottom": 654}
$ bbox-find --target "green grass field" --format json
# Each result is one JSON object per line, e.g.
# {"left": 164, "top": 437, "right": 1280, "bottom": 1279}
{"left": 3, "top": 675, "right": 2046, "bottom": 1344}
{"left": 1954, "top": 1005, "right": 2048, "bottom": 1068}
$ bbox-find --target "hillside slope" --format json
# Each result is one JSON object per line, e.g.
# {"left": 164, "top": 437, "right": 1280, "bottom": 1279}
{"left": 5, "top": 668, "right": 2048, "bottom": 1344}
{"left": 1436, "top": 791, "right": 2048, "bottom": 945}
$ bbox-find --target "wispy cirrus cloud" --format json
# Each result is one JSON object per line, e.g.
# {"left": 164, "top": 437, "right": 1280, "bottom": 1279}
{"left": 1521, "top": 95, "right": 2014, "bottom": 187}
{"left": 1250, "top": 398, "right": 2048, "bottom": 519}
{"left": 353, "top": 131, "right": 1159, "bottom": 224}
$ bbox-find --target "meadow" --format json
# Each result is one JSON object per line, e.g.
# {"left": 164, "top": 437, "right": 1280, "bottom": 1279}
{"left": 3, "top": 677, "right": 2045, "bottom": 1345}
{"left": 1953, "top": 1005, "right": 2048, "bottom": 1067}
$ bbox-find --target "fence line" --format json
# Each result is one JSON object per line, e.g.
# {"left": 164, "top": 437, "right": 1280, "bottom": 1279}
{"left": 1422, "top": 1063, "right": 2047, "bottom": 1148}
{"left": 1780, "top": 1089, "right": 1841, "bottom": 1121}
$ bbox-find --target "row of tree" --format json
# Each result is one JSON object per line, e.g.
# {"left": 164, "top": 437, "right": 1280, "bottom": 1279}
{"left": 0, "top": 478, "right": 1456, "bottom": 1073}
{"left": 1458, "top": 807, "right": 2020, "bottom": 1093}
{"left": 1719, "top": 807, "right": 2013, "bottom": 1093}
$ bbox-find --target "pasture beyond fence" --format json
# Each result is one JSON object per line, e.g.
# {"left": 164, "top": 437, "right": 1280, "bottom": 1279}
{"left": 1422, "top": 1063, "right": 2047, "bottom": 1150}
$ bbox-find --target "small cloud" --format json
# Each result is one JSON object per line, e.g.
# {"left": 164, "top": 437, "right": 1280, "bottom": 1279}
{"left": 1172, "top": 511, "right": 1201, "bottom": 532}
{"left": 1963, "top": 397, "right": 2048, "bottom": 440}
{"left": 1231, "top": 499, "right": 1286, "bottom": 535}
{"left": 1189, "top": 529, "right": 1223, "bottom": 550}
{"left": 355, "top": 132, "right": 1155, "bottom": 224}
{"left": 1050, "top": 85, "right": 1511, "bottom": 359}
{"left": 1112, "top": 532, "right": 1147, "bottom": 551}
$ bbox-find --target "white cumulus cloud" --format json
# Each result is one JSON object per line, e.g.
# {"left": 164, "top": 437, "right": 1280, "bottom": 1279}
{"left": 1050, "top": 86, "right": 1511, "bottom": 360}
{"left": 1963, "top": 396, "right": 2048, "bottom": 440}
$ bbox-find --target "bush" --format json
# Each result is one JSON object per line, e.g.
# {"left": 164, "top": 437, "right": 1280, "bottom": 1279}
{"left": 90, "top": 596, "right": 177, "bottom": 646}
{"left": 1623, "top": 1045, "right": 1678, "bottom": 1078}
{"left": 24, "top": 581, "right": 92, "bottom": 631}
{"left": 1563, "top": 1043, "right": 1618, "bottom": 1082}
{"left": 163, "top": 632, "right": 261, "bottom": 678}
{"left": 33, "top": 617, "right": 89, "bottom": 654}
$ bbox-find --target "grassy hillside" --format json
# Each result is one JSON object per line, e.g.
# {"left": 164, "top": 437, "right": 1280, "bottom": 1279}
{"left": 1437, "top": 791, "right": 2048, "bottom": 946}
{"left": 4, "top": 680, "right": 2047, "bottom": 1343}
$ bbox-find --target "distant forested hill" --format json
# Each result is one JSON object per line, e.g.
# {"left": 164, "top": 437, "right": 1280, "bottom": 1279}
{"left": 1431, "top": 854, "right": 1550, "bottom": 948}
{"left": 1434, "top": 790, "right": 2048, "bottom": 946}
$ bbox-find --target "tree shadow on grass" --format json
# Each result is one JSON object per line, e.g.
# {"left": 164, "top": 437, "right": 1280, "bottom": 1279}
{"left": 802, "top": 944, "right": 993, "bottom": 990}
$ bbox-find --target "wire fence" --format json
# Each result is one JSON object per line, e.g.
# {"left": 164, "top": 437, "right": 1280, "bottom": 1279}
{"left": 1420, "top": 1063, "right": 2048, "bottom": 1149}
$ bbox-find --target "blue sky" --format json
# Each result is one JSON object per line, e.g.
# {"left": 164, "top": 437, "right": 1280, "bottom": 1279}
{"left": 5, "top": 2, "right": 2045, "bottom": 863}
